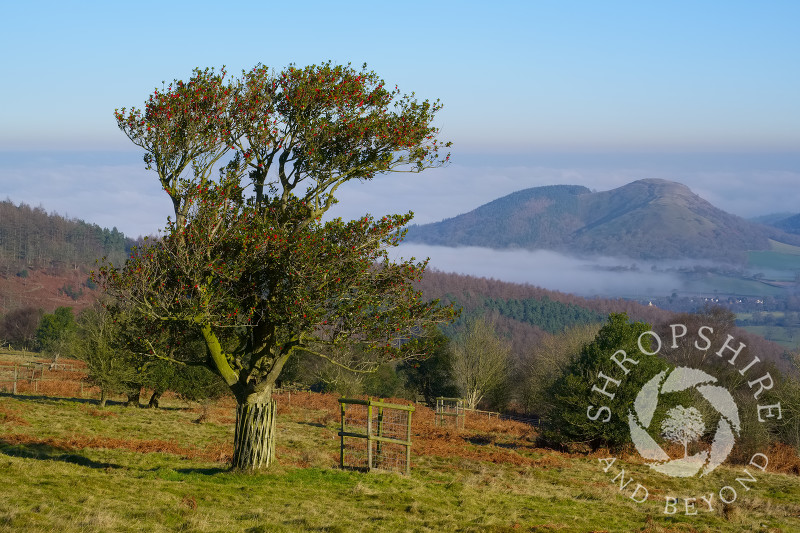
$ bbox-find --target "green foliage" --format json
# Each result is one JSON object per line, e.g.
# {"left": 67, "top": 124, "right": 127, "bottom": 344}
{"left": 143, "top": 360, "right": 228, "bottom": 405}
{"left": 73, "top": 304, "right": 140, "bottom": 407}
{"left": 484, "top": 296, "right": 604, "bottom": 334}
{"left": 293, "top": 347, "right": 409, "bottom": 399}
{"left": 777, "top": 355, "right": 800, "bottom": 452}
{"left": 35, "top": 306, "right": 77, "bottom": 358}
{"left": 438, "top": 293, "right": 604, "bottom": 345}
{"left": 362, "top": 364, "right": 406, "bottom": 399}
{"left": 541, "top": 313, "right": 668, "bottom": 450}
{"left": 398, "top": 329, "right": 458, "bottom": 405}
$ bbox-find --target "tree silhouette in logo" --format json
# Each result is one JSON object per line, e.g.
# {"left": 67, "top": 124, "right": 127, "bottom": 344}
{"left": 628, "top": 367, "right": 740, "bottom": 477}
{"left": 660, "top": 405, "right": 706, "bottom": 458}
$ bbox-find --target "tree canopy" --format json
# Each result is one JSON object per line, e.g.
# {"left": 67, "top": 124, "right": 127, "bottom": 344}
{"left": 34, "top": 306, "right": 79, "bottom": 363}
{"left": 104, "top": 62, "right": 455, "bottom": 470}
{"left": 115, "top": 62, "right": 449, "bottom": 229}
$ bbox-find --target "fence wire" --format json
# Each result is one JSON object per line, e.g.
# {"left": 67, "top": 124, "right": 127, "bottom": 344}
{"left": 339, "top": 398, "right": 414, "bottom": 475}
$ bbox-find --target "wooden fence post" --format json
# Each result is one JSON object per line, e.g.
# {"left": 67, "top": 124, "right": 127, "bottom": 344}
{"left": 366, "top": 401, "right": 373, "bottom": 471}
{"left": 13, "top": 363, "right": 17, "bottom": 395}
{"left": 376, "top": 403, "right": 384, "bottom": 468}
{"left": 405, "top": 409, "right": 413, "bottom": 475}
{"left": 338, "top": 398, "right": 415, "bottom": 474}
{"left": 339, "top": 401, "right": 346, "bottom": 469}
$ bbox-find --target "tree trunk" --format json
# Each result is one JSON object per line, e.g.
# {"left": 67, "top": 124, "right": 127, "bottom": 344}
{"left": 465, "top": 390, "right": 481, "bottom": 411}
{"left": 99, "top": 389, "right": 108, "bottom": 408}
{"left": 148, "top": 390, "right": 163, "bottom": 409}
{"left": 231, "top": 399, "right": 277, "bottom": 470}
{"left": 125, "top": 389, "right": 141, "bottom": 407}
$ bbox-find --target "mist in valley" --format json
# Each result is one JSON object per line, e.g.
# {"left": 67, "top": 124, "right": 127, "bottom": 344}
{"left": 393, "top": 243, "right": 738, "bottom": 299}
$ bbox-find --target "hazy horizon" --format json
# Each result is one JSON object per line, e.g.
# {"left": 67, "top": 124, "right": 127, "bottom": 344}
{"left": 2, "top": 149, "right": 798, "bottom": 240}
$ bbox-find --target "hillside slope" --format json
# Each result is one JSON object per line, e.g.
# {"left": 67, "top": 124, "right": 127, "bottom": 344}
{"left": 770, "top": 212, "right": 800, "bottom": 235}
{"left": 416, "top": 269, "right": 787, "bottom": 372}
{"left": 406, "top": 179, "right": 800, "bottom": 262}
{"left": 0, "top": 200, "right": 136, "bottom": 315}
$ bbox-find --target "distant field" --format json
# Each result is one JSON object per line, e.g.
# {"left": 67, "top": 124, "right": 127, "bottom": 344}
{"left": 747, "top": 240, "right": 800, "bottom": 272}
{"left": 748, "top": 251, "right": 800, "bottom": 271}
{"left": 740, "top": 325, "right": 800, "bottom": 350}
{"left": 1, "top": 374, "right": 799, "bottom": 531}
{"left": 769, "top": 240, "right": 800, "bottom": 255}
{"left": 737, "top": 311, "right": 788, "bottom": 321}
{"left": 683, "top": 273, "right": 784, "bottom": 297}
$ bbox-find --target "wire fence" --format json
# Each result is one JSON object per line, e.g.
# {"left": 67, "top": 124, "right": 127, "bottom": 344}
{"left": 0, "top": 357, "right": 542, "bottom": 428}
{"left": 0, "top": 361, "right": 92, "bottom": 397}
{"left": 338, "top": 398, "right": 415, "bottom": 475}
{"left": 434, "top": 397, "right": 541, "bottom": 428}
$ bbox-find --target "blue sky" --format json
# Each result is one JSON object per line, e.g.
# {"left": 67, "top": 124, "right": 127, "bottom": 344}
{"left": 1, "top": 1, "right": 799, "bottom": 242}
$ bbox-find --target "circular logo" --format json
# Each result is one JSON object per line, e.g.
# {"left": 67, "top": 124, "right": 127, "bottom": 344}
{"left": 627, "top": 366, "right": 741, "bottom": 477}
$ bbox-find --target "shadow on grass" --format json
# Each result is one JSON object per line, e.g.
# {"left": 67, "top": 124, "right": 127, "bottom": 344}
{"left": 0, "top": 439, "right": 123, "bottom": 469}
{"left": 465, "top": 435, "right": 492, "bottom": 446}
{"left": 175, "top": 466, "right": 231, "bottom": 476}
{"left": 0, "top": 391, "right": 185, "bottom": 411}
{"left": 0, "top": 390, "right": 121, "bottom": 406}
{"left": 297, "top": 421, "right": 327, "bottom": 428}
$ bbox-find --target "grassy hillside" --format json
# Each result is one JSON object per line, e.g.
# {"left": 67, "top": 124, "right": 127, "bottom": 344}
{"left": 748, "top": 240, "right": 800, "bottom": 273}
{"left": 1, "top": 358, "right": 798, "bottom": 532}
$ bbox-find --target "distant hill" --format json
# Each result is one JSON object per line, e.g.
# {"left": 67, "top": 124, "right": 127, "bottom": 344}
{"left": 406, "top": 179, "right": 800, "bottom": 262}
{"left": 0, "top": 199, "right": 135, "bottom": 275}
{"left": 0, "top": 199, "right": 138, "bottom": 315}
{"left": 415, "top": 268, "right": 675, "bottom": 359}
{"left": 750, "top": 212, "right": 796, "bottom": 226}
{"left": 416, "top": 269, "right": 787, "bottom": 371}
{"left": 768, "top": 213, "right": 800, "bottom": 235}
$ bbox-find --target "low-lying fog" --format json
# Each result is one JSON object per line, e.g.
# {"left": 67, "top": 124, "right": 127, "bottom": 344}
{"left": 392, "top": 244, "right": 729, "bottom": 298}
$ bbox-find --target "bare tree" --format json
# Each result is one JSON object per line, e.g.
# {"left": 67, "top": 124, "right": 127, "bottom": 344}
{"left": 519, "top": 322, "right": 601, "bottom": 415}
{"left": 451, "top": 316, "right": 511, "bottom": 410}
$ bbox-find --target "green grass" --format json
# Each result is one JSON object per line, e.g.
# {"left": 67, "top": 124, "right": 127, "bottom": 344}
{"left": 740, "top": 325, "right": 800, "bottom": 350}
{"left": 0, "top": 393, "right": 799, "bottom": 532}
{"left": 748, "top": 250, "right": 800, "bottom": 271}
{"left": 768, "top": 240, "right": 800, "bottom": 255}
{"left": 747, "top": 240, "right": 800, "bottom": 271}
{"left": 683, "top": 273, "right": 784, "bottom": 297}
